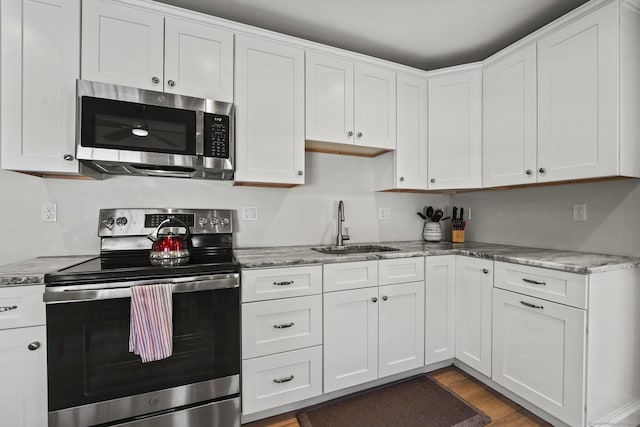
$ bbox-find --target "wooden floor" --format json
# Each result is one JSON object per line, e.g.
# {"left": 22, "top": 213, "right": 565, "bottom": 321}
{"left": 244, "top": 366, "right": 552, "bottom": 427}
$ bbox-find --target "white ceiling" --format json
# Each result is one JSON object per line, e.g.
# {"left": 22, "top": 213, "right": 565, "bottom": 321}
{"left": 154, "top": 0, "right": 589, "bottom": 70}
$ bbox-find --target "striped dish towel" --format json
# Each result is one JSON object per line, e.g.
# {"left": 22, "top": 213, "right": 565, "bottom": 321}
{"left": 129, "top": 283, "right": 173, "bottom": 363}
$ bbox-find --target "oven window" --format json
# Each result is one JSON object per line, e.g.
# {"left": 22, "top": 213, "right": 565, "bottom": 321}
{"left": 81, "top": 96, "right": 196, "bottom": 155}
{"left": 46, "top": 287, "right": 239, "bottom": 411}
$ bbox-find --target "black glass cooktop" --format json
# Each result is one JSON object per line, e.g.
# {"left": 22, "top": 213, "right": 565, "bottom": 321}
{"left": 44, "top": 248, "right": 240, "bottom": 286}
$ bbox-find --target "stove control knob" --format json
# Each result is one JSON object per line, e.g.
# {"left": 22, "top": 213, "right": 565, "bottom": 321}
{"left": 198, "top": 217, "right": 208, "bottom": 227}
{"left": 210, "top": 217, "right": 220, "bottom": 226}
{"left": 102, "top": 217, "right": 115, "bottom": 230}
{"left": 222, "top": 218, "right": 230, "bottom": 225}
{"left": 115, "top": 217, "right": 128, "bottom": 227}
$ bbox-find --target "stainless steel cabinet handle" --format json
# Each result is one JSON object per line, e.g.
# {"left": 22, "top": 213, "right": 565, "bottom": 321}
{"left": 273, "top": 280, "right": 294, "bottom": 286}
{"left": 347, "top": 131, "right": 354, "bottom": 137}
{"left": 151, "top": 76, "right": 160, "bottom": 84}
{"left": 0, "top": 305, "right": 17, "bottom": 313}
{"left": 371, "top": 297, "right": 378, "bottom": 303}
{"left": 525, "top": 169, "right": 532, "bottom": 175}
{"left": 539, "top": 167, "right": 546, "bottom": 173}
{"left": 522, "top": 278, "right": 546, "bottom": 286}
{"left": 482, "top": 268, "right": 489, "bottom": 274}
{"left": 382, "top": 295, "right": 388, "bottom": 301}
{"left": 357, "top": 132, "right": 363, "bottom": 138}
{"left": 273, "top": 322, "right": 295, "bottom": 329}
{"left": 273, "top": 375, "right": 294, "bottom": 384}
{"left": 28, "top": 342, "right": 41, "bottom": 351}
{"left": 297, "top": 170, "right": 303, "bottom": 176}
{"left": 63, "top": 154, "right": 74, "bottom": 161}
{"left": 430, "top": 178, "right": 436, "bottom": 183}
{"left": 520, "top": 301, "right": 544, "bottom": 310}
{"left": 167, "top": 79, "right": 176, "bottom": 87}
{"left": 399, "top": 177, "right": 405, "bottom": 182}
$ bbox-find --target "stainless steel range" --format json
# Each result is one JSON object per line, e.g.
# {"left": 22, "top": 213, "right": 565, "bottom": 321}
{"left": 44, "top": 208, "right": 241, "bottom": 427}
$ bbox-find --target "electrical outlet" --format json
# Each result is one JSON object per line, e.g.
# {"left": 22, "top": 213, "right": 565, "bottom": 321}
{"left": 573, "top": 204, "right": 587, "bottom": 222}
{"left": 242, "top": 206, "right": 258, "bottom": 221}
{"left": 41, "top": 203, "right": 57, "bottom": 222}
{"left": 378, "top": 207, "right": 391, "bottom": 220}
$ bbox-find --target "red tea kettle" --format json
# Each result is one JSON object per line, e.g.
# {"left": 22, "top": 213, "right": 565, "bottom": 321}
{"left": 147, "top": 218, "right": 191, "bottom": 266}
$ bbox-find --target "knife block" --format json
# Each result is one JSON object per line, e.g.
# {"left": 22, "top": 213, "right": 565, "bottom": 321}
{"left": 452, "top": 230, "right": 465, "bottom": 243}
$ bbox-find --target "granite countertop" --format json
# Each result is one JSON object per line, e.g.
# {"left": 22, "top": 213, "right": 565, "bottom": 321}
{"left": 234, "top": 241, "right": 640, "bottom": 274}
{"left": 1, "top": 242, "right": 639, "bottom": 288}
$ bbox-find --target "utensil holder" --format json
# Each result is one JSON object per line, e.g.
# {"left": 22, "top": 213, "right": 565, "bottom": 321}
{"left": 423, "top": 221, "right": 442, "bottom": 242}
{"left": 452, "top": 230, "right": 465, "bottom": 243}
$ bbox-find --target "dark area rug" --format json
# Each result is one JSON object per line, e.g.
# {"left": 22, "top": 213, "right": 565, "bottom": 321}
{"left": 297, "top": 375, "right": 491, "bottom": 427}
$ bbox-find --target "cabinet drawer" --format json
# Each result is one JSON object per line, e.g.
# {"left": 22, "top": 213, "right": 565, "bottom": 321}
{"left": 242, "top": 265, "right": 322, "bottom": 302}
{"left": 242, "top": 295, "right": 322, "bottom": 359}
{"left": 323, "top": 261, "right": 378, "bottom": 292}
{"left": 242, "top": 346, "right": 322, "bottom": 415}
{"left": 0, "top": 285, "right": 45, "bottom": 330}
{"left": 494, "top": 261, "right": 587, "bottom": 309}
{"left": 379, "top": 257, "right": 424, "bottom": 285}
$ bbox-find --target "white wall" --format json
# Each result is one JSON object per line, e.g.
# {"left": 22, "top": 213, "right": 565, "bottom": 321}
{"left": 451, "top": 178, "right": 640, "bottom": 257}
{"left": 0, "top": 152, "right": 448, "bottom": 266}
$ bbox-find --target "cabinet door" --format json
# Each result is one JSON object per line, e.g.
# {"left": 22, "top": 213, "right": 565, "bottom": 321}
{"left": 164, "top": 17, "right": 233, "bottom": 101}
{"left": 354, "top": 63, "right": 396, "bottom": 150}
{"left": 455, "top": 256, "right": 493, "bottom": 377}
{"left": 82, "top": 0, "right": 164, "bottom": 91}
{"left": 234, "top": 35, "right": 305, "bottom": 185}
{"left": 0, "top": 0, "right": 80, "bottom": 173}
{"left": 395, "top": 73, "right": 428, "bottom": 189}
{"left": 483, "top": 44, "right": 537, "bottom": 187}
{"left": 305, "top": 52, "right": 354, "bottom": 145}
{"left": 492, "top": 289, "right": 586, "bottom": 427}
{"left": 0, "top": 326, "right": 47, "bottom": 427}
{"left": 425, "top": 256, "right": 456, "bottom": 365}
{"left": 378, "top": 281, "right": 425, "bottom": 377}
{"left": 324, "top": 288, "right": 378, "bottom": 393}
{"left": 428, "top": 69, "right": 482, "bottom": 189}
{"left": 537, "top": 1, "right": 618, "bottom": 182}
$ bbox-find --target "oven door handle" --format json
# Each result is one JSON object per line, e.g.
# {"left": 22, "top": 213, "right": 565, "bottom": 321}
{"left": 44, "top": 275, "right": 239, "bottom": 303}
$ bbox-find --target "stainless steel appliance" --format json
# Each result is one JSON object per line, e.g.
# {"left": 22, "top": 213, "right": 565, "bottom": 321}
{"left": 76, "top": 80, "right": 234, "bottom": 180}
{"left": 44, "top": 208, "right": 241, "bottom": 427}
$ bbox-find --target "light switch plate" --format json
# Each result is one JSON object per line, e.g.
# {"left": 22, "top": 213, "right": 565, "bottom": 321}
{"left": 378, "top": 207, "right": 391, "bottom": 220}
{"left": 242, "top": 206, "right": 258, "bottom": 221}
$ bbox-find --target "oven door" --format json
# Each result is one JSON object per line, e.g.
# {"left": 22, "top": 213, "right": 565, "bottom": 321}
{"left": 45, "top": 274, "right": 240, "bottom": 427}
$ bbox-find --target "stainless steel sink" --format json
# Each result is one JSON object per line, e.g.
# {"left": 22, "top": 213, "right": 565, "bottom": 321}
{"left": 312, "top": 245, "right": 402, "bottom": 255}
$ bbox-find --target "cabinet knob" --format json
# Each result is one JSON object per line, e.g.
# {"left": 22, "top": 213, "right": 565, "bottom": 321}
{"left": 357, "top": 132, "right": 363, "bottom": 138}
{"left": 63, "top": 154, "right": 74, "bottom": 161}
{"left": 297, "top": 170, "right": 303, "bottom": 176}
{"left": 382, "top": 295, "right": 388, "bottom": 301}
{"left": 430, "top": 178, "right": 436, "bottom": 184}
{"left": 167, "top": 79, "right": 176, "bottom": 87}
{"left": 371, "top": 297, "right": 378, "bottom": 303}
{"left": 538, "top": 167, "right": 546, "bottom": 174}
{"left": 525, "top": 169, "right": 532, "bottom": 175}
{"left": 347, "top": 131, "right": 354, "bottom": 137}
{"left": 28, "top": 341, "right": 41, "bottom": 351}
{"left": 482, "top": 268, "right": 489, "bottom": 274}
{"left": 399, "top": 177, "right": 405, "bottom": 182}
{"left": 151, "top": 76, "right": 160, "bottom": 84}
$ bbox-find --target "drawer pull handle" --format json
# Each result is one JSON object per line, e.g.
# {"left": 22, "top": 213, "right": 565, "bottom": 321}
{"left": 273, "top": 322, "right": 295, "bottom": 329}
{"left": 273, "top": 280, "right": 294, "bottom": 286}
{"left": 522, "top": 278, "right": 546, "bottom": 286}
{"left": 520, "top": 301, "right": 544, "bottom": 310}
{"left": 0, "top": 305, "right": 17, "bottom": 313}
{"left": 273, "top": 375, "right": 294, "bottom": 384}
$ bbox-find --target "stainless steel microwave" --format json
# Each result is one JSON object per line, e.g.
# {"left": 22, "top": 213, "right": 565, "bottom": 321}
{"left": 76, "top": 80, "right": 234, "bottom": 180}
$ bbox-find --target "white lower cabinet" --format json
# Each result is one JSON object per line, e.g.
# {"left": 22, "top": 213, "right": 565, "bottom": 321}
{"left": 455, "top": 256, "right": 493, "bottom": 377}
{"left": 425, "top": 255, "right": 456, "bottom": 364}
{"left": 492, "top": 288, "right": 586, "bottom": 426}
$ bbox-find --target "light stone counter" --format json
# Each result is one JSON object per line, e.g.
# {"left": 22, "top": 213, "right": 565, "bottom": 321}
{"left": 0, "top": 256, "right": 95, "bottom": 287}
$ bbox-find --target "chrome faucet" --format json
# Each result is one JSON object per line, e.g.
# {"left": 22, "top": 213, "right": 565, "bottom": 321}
{"left": 336, "top": 200, "right": 350, "bottom": 248}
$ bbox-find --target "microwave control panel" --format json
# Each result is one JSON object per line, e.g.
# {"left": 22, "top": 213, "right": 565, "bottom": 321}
{"left": 204, "top": 113, "right": 230, "bottom": 158}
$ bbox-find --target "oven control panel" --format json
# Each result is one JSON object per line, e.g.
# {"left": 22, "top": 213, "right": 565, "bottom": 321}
{"left": 98, "top": 208, "right": 233, "bottom": 237}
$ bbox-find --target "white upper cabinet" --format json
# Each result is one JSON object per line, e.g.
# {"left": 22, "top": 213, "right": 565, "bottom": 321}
{"left": 306, "top": 51, "right": 396, "bottom": 152}
{"left": 0, "top": 0, "right": 81, "bottom": 175}
{"left": 82, "top": 0, "right": 233, "bottom": 101}
{"left": 483, "top": 44, "right": 537, "bottom": 187}
{"left": 427, "top": 67, "right": 482, "bottom": 190}
{"left": 537, "top": 1, "right": 618, "bottom": 182}
{"left": 234, "top": 35, "right": 305, "bottom": 186}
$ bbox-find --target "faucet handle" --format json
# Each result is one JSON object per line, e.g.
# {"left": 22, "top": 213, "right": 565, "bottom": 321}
{"left": 343, "top": 227, "right": 350, "bottom": 241}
